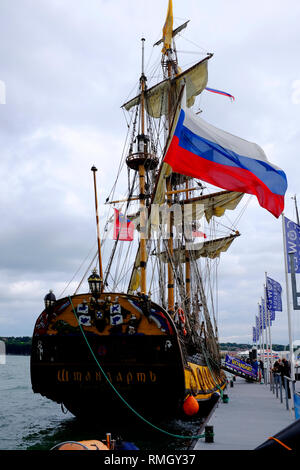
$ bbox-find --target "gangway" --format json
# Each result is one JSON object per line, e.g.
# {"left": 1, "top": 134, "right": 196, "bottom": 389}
{"left": 221, "top": 364, "right": 258, "bottom": 382}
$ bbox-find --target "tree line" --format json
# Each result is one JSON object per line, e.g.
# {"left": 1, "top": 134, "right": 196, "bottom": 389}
{"left": 0, "top": 337, "right": 288, "bottom": 356}
{"left": 0, "top": 337, "right": 32, "bottom": 355}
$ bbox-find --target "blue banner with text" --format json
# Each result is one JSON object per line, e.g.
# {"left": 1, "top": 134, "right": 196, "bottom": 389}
{"left": 225, "top": 355, "right": 258, "bottom": 378}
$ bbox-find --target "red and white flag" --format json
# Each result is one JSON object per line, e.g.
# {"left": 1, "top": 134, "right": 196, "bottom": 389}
{"left": 113, "top": 209, "right": 134, "bottom": 241}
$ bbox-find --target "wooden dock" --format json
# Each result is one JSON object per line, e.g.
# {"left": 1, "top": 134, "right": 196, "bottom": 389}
{"left": 194, "top": 376, "right": 296, "bottom": 450}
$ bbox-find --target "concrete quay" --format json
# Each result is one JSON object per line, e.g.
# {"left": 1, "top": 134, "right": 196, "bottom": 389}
{"left": 194, "top": 376, "right": 296, "bottom": 450}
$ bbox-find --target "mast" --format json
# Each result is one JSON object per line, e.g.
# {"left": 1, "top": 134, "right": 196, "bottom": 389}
{"left": 139, "top": 38, "right": 147, "bottom": 294}
{"left": 91, "top": 165, "right": 104, "bottom": 289}
{"left": 126, "top": 39, "right": 159, "bottom": 295}
{"left": 185, "top": 179, "right": 191, "bottom": 311}
{"left": 162, "top": 0, "right": 177, "bottom": 317}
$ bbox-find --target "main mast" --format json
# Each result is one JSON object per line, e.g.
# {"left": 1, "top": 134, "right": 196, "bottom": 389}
{"left": 162, "top": 0, "right": 177, "bottom": 318}
{"left": 126, "top": 39, "right": 159, "bottom": 295}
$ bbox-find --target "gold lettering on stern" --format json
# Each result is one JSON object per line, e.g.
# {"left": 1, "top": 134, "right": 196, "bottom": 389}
{"left": 116, "top": 372, "right": 123, "bottom": 382}
{"left": 95, "top": 371, "right": 102, "bottom": 382}
{"left": 126, "top": 372, "right": 133, "bottom": 384}
{"left": 73, "top": 371, "right": 82, "bottom": 382}
{"left": 137, "top": 372, "right": 146, "bottom": 383}
{"left": 149, "top": 371, "right": 157, "bottom": 382}
{"left": 57, "top": 369, "right": 69, "bottom": 382}
{"left": 85, "top": 371, "right": 92, "bottom": 382}
{"left": 56, "top": 369, "right": 159, "bottom": 385}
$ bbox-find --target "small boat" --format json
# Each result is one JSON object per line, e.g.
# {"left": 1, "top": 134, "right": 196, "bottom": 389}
{"left": 50, "top": 433, "right": 139, "bottom": 451}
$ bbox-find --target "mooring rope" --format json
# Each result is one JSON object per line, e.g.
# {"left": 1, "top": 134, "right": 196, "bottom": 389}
{"left": 68, "top": 295, "right": 215, "bottom": 440}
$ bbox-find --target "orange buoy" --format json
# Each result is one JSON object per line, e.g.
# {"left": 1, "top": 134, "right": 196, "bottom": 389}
{"left": 183, "top": 395, "right": 199, "bottom": 416}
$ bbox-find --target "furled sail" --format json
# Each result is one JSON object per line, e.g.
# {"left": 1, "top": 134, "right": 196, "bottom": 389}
{"left": 128, "top": 190, "right": 244, "bottom": 230}
{"left": 122, "top": 56, "right": 211, "bottom": 118}
{"left": 182, "top": 190, "right": 244, "bottom": 223}
{"left": 156, "top": 233, "right": 240, "bottom": 263}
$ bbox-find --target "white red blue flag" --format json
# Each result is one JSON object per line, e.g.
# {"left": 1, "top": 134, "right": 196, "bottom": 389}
{"left": 205, "top": 87, "right": 235, "bottom": 101}
{"left": 164, "top": 88, "right": 287, "bottom": 218}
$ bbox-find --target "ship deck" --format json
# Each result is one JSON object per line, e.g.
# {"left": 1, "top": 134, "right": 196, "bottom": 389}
{"left": 194, "top": 375, "right": 298, "bottom": 450}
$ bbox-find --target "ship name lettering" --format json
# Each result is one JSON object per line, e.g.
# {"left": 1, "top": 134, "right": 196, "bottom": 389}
{"left": 95, "top": 371, "right": 102, "bottom": 381}
{"left": 73, "top": 371, "right": 82, "bottom": 381}
{"left": 136, "top": 372, "right": 146, "bottom": 383}
{"left": 106, "top": 371, "right": 112, "bottom": 382}
{"left": 126, "top": 372, "right": 133, "bottom": 384}
{"left": 116, "top": 372, "right": 123, "bottom": 382}
{"left": 57, "top": 369, "right": 69, "bottom": 382}
{"left": 85, "top": 371, "right": 92, "bottom": 381}
{"left": 149, "top": 371, "right": 157, "bottom": 382}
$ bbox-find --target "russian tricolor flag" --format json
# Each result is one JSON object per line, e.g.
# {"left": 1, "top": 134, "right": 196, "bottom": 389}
{"left": 164, "top": 90, "right": 287, "bottom": 218}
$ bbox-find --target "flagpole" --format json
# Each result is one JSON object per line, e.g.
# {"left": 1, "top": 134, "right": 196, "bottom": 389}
{"left": 91, "top": 166, "right": 104, "bottom": 287}
{"left": 262, "top": 295, "right": 270, "bottom": 384}
{"left": 282, "top": 214, "right": 295, "bottom": 382}
{"left": 265, "top": 276, "right": 273, "bottom": 370}
{"left": 292, "top": 194, "right": 300, "bottom": 225}
{"left": 256, "top": 313, "right": 260, "bottom": 361}
{"left": 259, "top": 302, "right": 265, "bottom": 382}
{"left": 256, "top": 314, "right": 261, "bottom": 381}
{"left": 263, "top": 304, "right": 267, "bottom": 382}
{"left": 255, "top": 315, "right": 258, "bottom": 353}
{"left": 259, "top": 314, "right": 263, "bottom": 381}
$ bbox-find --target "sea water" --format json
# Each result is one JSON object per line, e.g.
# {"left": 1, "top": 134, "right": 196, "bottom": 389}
{"left": 0, "top": 356, "right": 202, "bottom": 451}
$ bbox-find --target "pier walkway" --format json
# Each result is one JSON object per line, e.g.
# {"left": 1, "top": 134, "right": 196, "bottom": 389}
{"left": 195, "top": 376, "right": 296, "bottom": 450}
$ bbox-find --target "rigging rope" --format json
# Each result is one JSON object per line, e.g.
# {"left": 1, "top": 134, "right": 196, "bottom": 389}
{"left": 59, "top": 242, "right": 97, "bottom": 298}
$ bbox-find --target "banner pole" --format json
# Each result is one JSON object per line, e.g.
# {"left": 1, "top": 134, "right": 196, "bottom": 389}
{"left": 259, "top": 302, "right": 266, "bottom": 383}
{"left": 265, "top": 278, "right": 273, "bottom": 372}
{"left": 282, "top": 214, "right": 295, "bottom": 382}
{"left": 262, "top": 294, "right": 270, "bottom": 384}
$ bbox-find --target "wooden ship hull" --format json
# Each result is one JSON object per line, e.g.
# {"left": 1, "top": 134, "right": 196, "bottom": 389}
{"left": 31, "top": 292, "right": 226, "bottom": 421}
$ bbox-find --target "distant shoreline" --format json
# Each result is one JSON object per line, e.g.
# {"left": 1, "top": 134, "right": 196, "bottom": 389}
{"left": 0, "top": 336, "right": 287, "bottom": 357}
{"left": 0, "top": 337, "right": 32, "bottom": 356}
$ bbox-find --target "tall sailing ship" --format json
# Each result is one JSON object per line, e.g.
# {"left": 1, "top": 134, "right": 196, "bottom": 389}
{"left": 30, "top": 1, "right": 287, "bottom": 423}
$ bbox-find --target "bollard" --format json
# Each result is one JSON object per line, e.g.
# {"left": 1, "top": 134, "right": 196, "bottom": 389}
{"left": 284, "top": 377, "right": 289, "bottom": 410}
{"left": 230, "top": 380, "right": 234, "bottom": 388}
{"left": 205, "top": 426, "right": 214, "bottom": 443}
{"left": 222, "top": 394, "right": 229, "bottom": 403}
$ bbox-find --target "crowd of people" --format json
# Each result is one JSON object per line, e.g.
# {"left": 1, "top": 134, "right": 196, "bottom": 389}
{"left": 245, "top": 355, "right": 291, "bottom": 389}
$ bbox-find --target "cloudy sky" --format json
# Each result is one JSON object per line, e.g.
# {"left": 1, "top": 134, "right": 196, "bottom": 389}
{"left": 0, "top": 0, "right": 300, "bottom": 346}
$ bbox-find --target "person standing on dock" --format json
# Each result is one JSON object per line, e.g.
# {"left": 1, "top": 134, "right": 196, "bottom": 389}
{"left": 259, "top": 359, "right": 264, "bottom": 381}
{"left": 272, "top": 358, "right": 282, "bottom": 374}
{"left": 281, "top": 358, "right": 291, "bottom": 399}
